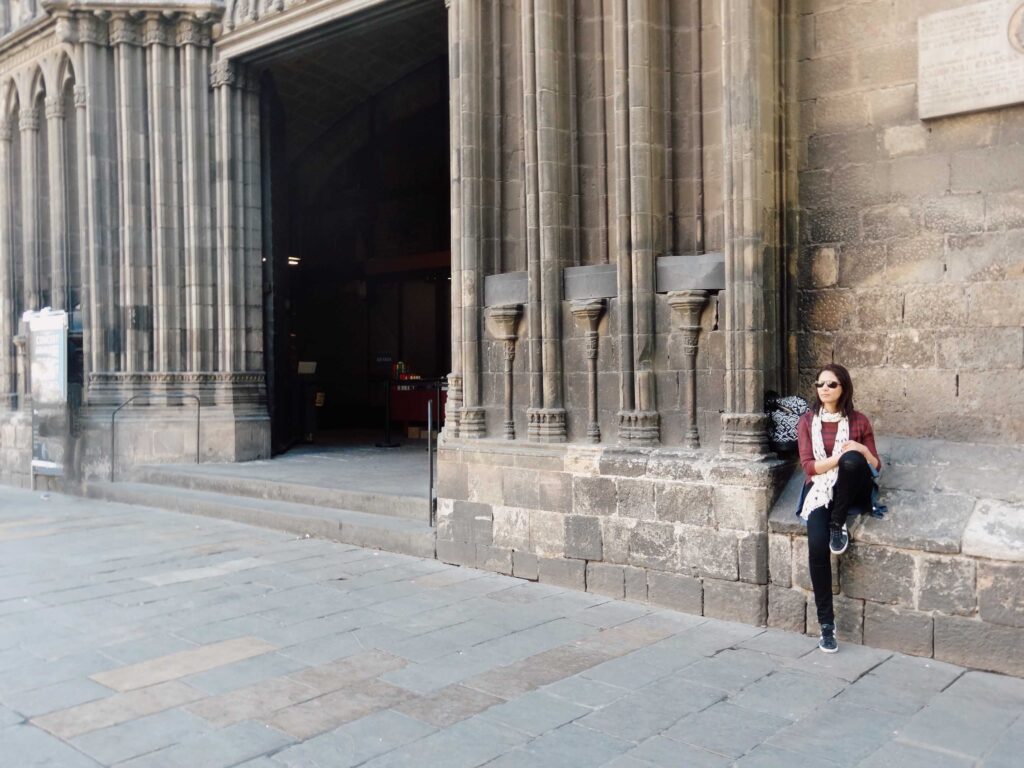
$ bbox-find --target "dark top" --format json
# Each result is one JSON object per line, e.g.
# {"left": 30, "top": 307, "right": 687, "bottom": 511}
{"left": 797, "top": 409, "right": 880, "bottom": 478}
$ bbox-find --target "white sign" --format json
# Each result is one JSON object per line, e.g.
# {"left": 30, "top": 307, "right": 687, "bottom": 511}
{"left": 919, "top": 0, "right": 1024, "bottom": 119}
{"left": 25, "top": 310, "right": 68, "bottom": 405}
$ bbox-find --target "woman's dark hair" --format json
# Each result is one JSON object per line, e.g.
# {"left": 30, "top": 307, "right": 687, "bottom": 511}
{"left": 813, "top": 363, "right": 855, "bottom": 416}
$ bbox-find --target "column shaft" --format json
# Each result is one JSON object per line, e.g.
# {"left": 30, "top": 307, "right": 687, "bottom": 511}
{"left": 719, "top": 0, "right": 780, "bottom": 455}
{"left": 44, "top": 98, "right": 67, "bottom": 310}
{"left": 445, "top": 0, "right": 463, "bottom": 435}
{"left": 242, "top": 81, "right": 262, "bottom": 373}
{"left": 113, "top": 18, "right": 151, "bottom": 371}
{"left": 73, "top": 86, "right": 91, "bottom": 382}
{"left": 19, "top": 106, "right": 39, "bottom": 312}
{"left": 146, "top": 18, "right": 182, "bottom": 371}
{"left": 456, "top": 0, "right": 484, "bottom": 436}
{"left": 0, "top": 120, "right": 14, "bottom": 399}
{"left": 213, "top": 62, "right": 243, "bottom": 371}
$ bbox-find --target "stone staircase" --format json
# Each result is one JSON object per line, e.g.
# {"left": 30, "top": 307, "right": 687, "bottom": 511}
{"left": 768, "top": 436, "right": 1024, "bottom": 676}
{"left": 84, "top": 465, "right": 436, "bottom": 559}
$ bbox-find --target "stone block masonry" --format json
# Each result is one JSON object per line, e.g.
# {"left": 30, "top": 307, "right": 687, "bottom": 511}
{"left": 437, "top": 440, "right": 788, "bottom": 633}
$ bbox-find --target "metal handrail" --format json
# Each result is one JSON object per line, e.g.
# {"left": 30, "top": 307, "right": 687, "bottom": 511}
{"left": 110, "top": 393, "right": 201, "bottom": 482}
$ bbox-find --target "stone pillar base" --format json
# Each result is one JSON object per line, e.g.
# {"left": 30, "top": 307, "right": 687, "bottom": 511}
{"left": 720, "top": 412, "right": 772, "bottom": 457}
{"left": 528, "top": 408, "right": 567, "bottom": 442}
{"left": 618, "top": 410, "right": 660, "bottom": 446}
{"left": 459, "top": 407, "right": 487, "bottom": 438}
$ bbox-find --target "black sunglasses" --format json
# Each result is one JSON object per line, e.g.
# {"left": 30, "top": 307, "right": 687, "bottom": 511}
{"left": 815, "top": 381, "right": 840, "bottom": 390}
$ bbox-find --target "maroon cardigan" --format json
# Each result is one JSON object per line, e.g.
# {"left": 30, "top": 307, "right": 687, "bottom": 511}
{"left": 797, "top": 409, "right": 880, "bottom": 478}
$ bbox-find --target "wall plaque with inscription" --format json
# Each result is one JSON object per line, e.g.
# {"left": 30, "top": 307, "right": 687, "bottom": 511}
{"left": 919, "top": 0, "right": 1024, "bottom": 119}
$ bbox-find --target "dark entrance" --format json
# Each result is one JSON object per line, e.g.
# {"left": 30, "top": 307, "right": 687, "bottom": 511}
{"left": 256, "top": 3, "right": 450, "bottom": 453}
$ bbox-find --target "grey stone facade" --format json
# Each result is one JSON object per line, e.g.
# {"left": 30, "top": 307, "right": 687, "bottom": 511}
{"left": 0, "top": 0, "right": 1021, "bottom": 674}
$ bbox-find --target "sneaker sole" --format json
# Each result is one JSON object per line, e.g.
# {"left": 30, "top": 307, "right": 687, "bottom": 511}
{"left": 830, "top": 544, "right": 849, "bottom": 555}
{"left": 818, "top": 643, "right": 839, "bottom": 654}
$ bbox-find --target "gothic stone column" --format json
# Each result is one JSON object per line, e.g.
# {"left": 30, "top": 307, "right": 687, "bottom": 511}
{"left": 668, "top": 290, "right": 709, "bottom": 449}
{"left": 0, "top": 117, "right": 14, "bottom": 402}
{"left": 19, "top": 105, "right": 39, "bottom": 312}
{"left": 719, "top": 0, "right": 781, "bottom": 456}
{"left": 44, "top": 96, "right": 68, "bottom": 310}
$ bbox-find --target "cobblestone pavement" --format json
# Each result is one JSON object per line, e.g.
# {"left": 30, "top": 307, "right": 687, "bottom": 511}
{"left": 1, "top": 488, "right": 1021, "bottom": 768}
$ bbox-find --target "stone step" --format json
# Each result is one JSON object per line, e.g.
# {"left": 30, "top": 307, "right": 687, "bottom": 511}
{"left": 83, "top": 481, "right": 437, "bottom": 560}
{"left": 128, "top": 465, "right": 428, "bottom": 521}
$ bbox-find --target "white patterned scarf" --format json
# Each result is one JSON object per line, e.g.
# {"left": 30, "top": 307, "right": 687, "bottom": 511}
{"left": 800, "top": 411, "right": 849, "bottom": 521}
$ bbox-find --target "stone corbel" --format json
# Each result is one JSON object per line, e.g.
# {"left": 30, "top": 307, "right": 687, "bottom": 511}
{"left": 570, "top": 299, "right": 605, "bottom": 443}
{"left": 668, "top": 290, "right": 710, "bottom": 449}
{"left": 487, "top": 304, "right": 522, "bottom": 440}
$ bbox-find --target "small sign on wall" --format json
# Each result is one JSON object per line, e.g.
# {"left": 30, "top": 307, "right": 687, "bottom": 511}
{"left": 919, "top": 0, "right": 1024, "bottom": 119}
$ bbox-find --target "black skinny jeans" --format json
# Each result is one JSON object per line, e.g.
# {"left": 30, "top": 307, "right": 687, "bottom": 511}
{"left": 807, "top": 450, "right": 874, "bottom": 626}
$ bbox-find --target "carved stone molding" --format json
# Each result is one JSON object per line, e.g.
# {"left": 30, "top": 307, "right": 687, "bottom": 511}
{"left": 668, "top": 290, "right": 709, "bottom": 448}
{"left": 618, "top": 410, "right": 660, "bottom": 446}
{"left": 18, "top": 107, "right": 38, "bottom": 132}
{"left": 44, "top": 96, "right": 64, "bottom": 121}
{"left": 720, "top": 412, "right": 772, "bottom": 457}
{"left": 76, "top": 14, "right": 109, "bottom": 46}
{"left": 109, "top": 15, "right": 143, "bottom": 47}
{"left": 528, "top": 408, "right": 567, "bottom": 443}
{"left": 87, "top": 371, "right": 267, "bottom": 408}
{"left": 73, "top": 85, "right": 87, "bottom": 108}
{"left": 487, "top": 303, "right": 521, "bottom": 440}
{"left": 459, "top": 406, "right": 486, "bottom": 439}
{"left": 210, "top": 59, "right": 237, "bottom": 89}
{"left": 0, "top": 119, "right": 11, "bottom": 142}
{"left": 571, "top": 299, "right": 605, "bottom": 443}
{"left": 445, "top": 372, "right": 462, "bottom": 437}
{"left": 142, "top": 15, "right": 173, "bottom": 47}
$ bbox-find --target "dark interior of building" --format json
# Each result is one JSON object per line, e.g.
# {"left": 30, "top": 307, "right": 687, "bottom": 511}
{"left": 257, "top": 3, "right": 450, "bottom": 453}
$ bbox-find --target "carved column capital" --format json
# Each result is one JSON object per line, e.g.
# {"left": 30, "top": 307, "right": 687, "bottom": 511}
{"left": 109, "top": 14, "right": 143, "bottom": 46}
{"left": 210, "top": 59, "right": 237, "bottom": 89}
{"left": 176, "top": 16, "right": 211, "bottom": 47}
{"left": 0, "top": 119, "right": 12, "bottom": 143}
{"left": 44, "top": 97, "right": 65, "bottom": 121}
{"left": 77, "top": 13, "right": 110, "bottom": 46}
{"left": 668, "top": 290, "right": 709, "bottom": 355}
{"left": 486, "top": 303, "right": 522, "bottom": 340}
{"left": 18, "top": 108, "right": 39, "bottom": 133}
{"left": 570, "top": 299, "right": 605, "bottom": 333}
{"left": 73, "top": 85, "right": 87, "bottom": 109}
{"left": 142, "top": 14, "right": 173, "bottom": 47}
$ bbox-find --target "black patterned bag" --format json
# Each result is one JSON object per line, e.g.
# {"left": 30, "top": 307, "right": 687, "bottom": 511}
{"left": 765, "top": 392, "right": 809, "bottom": 454}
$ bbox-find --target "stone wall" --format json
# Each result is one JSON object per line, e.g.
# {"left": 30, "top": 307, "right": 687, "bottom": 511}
{"left": 436, "top": 440, "right": 789, "bottom": 627}
{"left": 793, "top": 0, "right": 1024, "bottom": 443}
{"left": 0, "top": 409, "right": 31, "bottom": 487}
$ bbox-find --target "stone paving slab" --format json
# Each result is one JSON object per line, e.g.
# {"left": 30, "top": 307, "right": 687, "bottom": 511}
{"left": 0, "top": 487, "right": 1022, "bottom": 767}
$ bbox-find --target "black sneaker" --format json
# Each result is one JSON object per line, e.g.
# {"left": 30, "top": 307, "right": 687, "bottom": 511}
{"left": 819, "top": 623, "right": 838, "bottom": 653}
{"left": 829, "top": 524, "right": 849, "bottom": 555}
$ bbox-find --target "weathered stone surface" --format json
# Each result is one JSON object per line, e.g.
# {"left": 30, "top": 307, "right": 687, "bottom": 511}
{"left": 529, "top": 510, "right": 565, "bottom": 557}
{"left": 655, "top": 482, "right": 714, "bottom": 525}
{"left": 467, "top": 465, "right": 505, "bottom": 506}
{"left": 962, "top": 499, "right": 1024, "bottom": 562}
{"left": 645, "top": 453, "right": 704, "bottom": 482}
{"left": 437, "top": 461, "right": 468, "bottom": 500}
{"left": 477, "top": 545, "right": 513, "bottom": 576}
{"left": 977, "top": 562, "right": 1024, "bottom": 628}
{"left": 502, "top": 469, "right": 540, "bottom": 509}
{"left": 538, "top": 557, "right": 586, "bottom": 591}
{"left": 450, "top": 501, "right": 494, "bottom": 545}
{"left": 647, "top": 571, "right": 702, "bottom": 615}
{"left": 934, "top": 616, "right": 1024, "bottom": 677}
{"left": 628, "top": 520, "right": 677, "bottom": 572}
{"left": 585, "top": 563, "right": 625, "bottom": 599}
{"left": 714, "top": 486, "right": 771, "bottom": 532}
{"left": 854, "top": 491, "right": 974, "bottom": 554}
{"left": 599, "top": 517, "right": 636, "bottom": 565}
{"left": 492, "top": 506, "right": 530, "bottom": 551}
{"left": 738, "top": 532, "right": 768, "bottom": 584}
{"left": 840, "top": 545, "right": 915, "bottom": 606}
{"left": 512, "top": 550, "right": 538, "bottom": 581}
{"left": 624, "top": 566, "right": 647, "bottom": 602}
{"left": 564, "top": 516, "right": 603, "bottom": 561}
{"left": 916, "top": 555, "right": 976, "bottom": 616}
{"left": 572, "top": 476, "right": 616, "bottom": 516}
{"left": 768, "top": 586, "right": 806, "bottom": 634}
{"left": 598, "top": 450, "right": 648, "bottom": 477}
{"left": 615, "top": 478, "right": 656, "bottom": 520}
{"left": 436, "top": 539, "right": 476, "bottom": 567}
{"left": 768, "top": 534, "right": 792, "bottom": 588}
{"left": 703, "top": 580, "right": 767, "bottom": 625}
{"left": 863, "top": 603, "right": 933, "bottom": 657}
{"left": 679, "top": 527, "right": 738, "bottom": 581}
